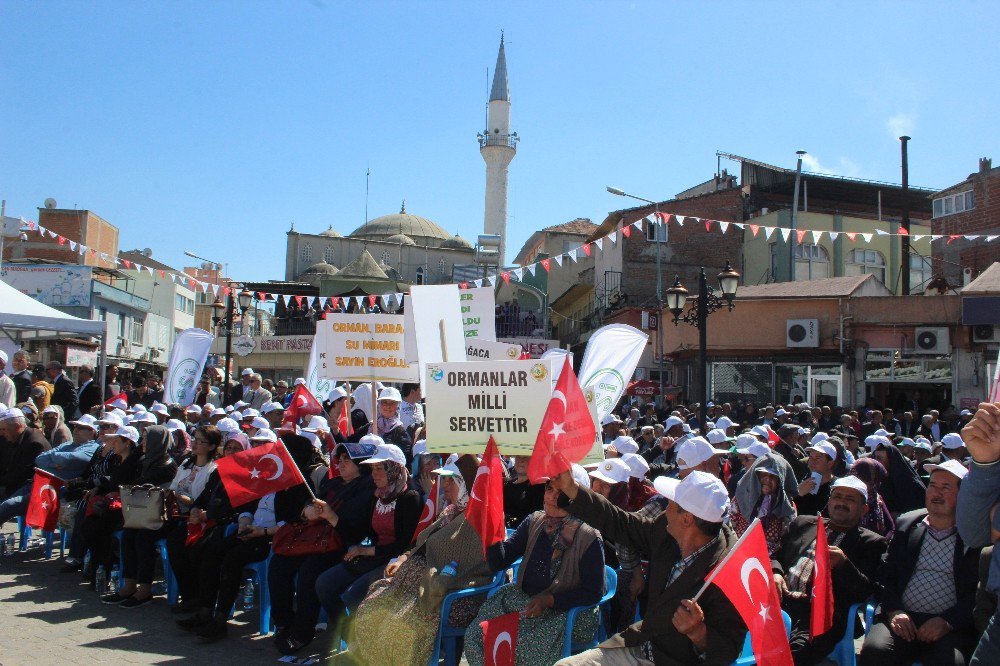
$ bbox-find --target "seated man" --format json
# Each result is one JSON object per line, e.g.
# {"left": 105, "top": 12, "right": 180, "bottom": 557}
{"left": 860, "top": 459, "right": 980, "bottom": 666}
{"left": 795, "top": 439, "right": 840, "bottom": 516}
{"left": 772, "top": 476, "right": 887, "bottom": 665}
{"left": 0, "top": 408, "right": 51, "bottom": 520}
{"left": 550, "top": 469, "right": 746, "bottom": 665}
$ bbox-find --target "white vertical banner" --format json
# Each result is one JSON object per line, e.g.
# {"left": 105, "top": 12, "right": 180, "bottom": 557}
{"left": 460, "top": 286, "right": 497, "bottom": 341}
{"left": 163, "top": 328, "right": 215, "bottom": 406}
{"left": 404, "top": 284, "right": 467, "bottom": 393}
{"left": 577, "top": 324, "right": 649, "bottom": 421}
{"left": 990, "top": 348, "right": 1000, "bottom": 403}
{"left": 305, "top": 326, "right": 334, "bottom": 402}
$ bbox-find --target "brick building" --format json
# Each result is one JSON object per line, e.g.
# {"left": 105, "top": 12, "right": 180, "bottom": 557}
{"left": 931, "top": 157, "right": 1000, "bottom": 284}
{"left": 3, "top": 207, "right": 119, "bottom": 268}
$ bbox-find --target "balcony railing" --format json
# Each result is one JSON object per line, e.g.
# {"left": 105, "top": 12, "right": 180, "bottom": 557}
{"left": 478, "top": 133, "right": 518, "bottom": 149}
{"left": 92, "top": 281, "right": 150, "bottom": 311}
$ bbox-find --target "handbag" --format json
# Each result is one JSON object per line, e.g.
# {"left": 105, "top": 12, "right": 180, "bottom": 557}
{"left": 120, "top": 484, "right": 167, "bottom": 530}
{"left": 272, "top": 520, "right": 344, "bottom": 557}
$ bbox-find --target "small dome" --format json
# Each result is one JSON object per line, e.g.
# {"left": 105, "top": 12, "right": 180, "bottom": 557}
{"left": 319, "top": 225, "right": 342, "bottom": 238}
{"left": 384, "top": 233, "right": 416, "bottom": 246}
{"left": 440, "top": 234, "right": 473, "bottom": 249}
{"left": 298, "top": 261, "right": 339, "bottom": 278}
{"left": 349, "top": 200, "right": 451, "bottom": 246}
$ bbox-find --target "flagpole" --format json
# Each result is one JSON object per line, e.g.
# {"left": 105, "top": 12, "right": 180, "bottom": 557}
{"left": 439, "top": 319, "right": 449, "bottom": 362}
{"left": 691, "top": 517, "right": 760, "bottom": 602}
{"left": 278, "top": 439, "right": 317, "bottom": 501}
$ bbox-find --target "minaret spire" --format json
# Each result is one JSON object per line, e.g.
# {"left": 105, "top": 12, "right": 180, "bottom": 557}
{"left": 479, "top": 33, "right": 517, "bottom": 268}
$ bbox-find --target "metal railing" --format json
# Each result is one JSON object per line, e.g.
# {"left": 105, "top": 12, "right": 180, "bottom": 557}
{"left": 478, "top": 133, "right": 518, "bottom": 149}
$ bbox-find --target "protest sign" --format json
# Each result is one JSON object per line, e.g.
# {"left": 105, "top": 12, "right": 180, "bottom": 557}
{"left": 460, "top": 286, "right": 497, "bottom": 340}
{"left": 466, "top": 339, "right": 522, "bottom": 362}
{"left": 424, "top": 359, "right": 553, "bottom": 455}
{"left": 316, "top": 314, "right": 417, "bottom": 382}
{"left": 404, "top": 284, "right": 467, "bottom": 392}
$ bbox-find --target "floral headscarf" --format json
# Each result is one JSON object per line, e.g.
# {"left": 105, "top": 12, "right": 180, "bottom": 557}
{"left": 375, "top": 460, "right": 409, "bottom": 502}
{"left": 850, "top": 457, "right": 895, "bottom": 539}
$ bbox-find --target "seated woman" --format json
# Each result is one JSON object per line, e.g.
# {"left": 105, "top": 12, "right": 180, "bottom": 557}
{"left": 726, "top": 452, "right": 797, "bottom": 555}
{"left": 348, "top": 454, "right": 490, "bottom": 665}
{"left": 41, "top": 405, "right": 73, "bottom": 448}
{"left": 848, "top": 457, "right": 895, "bottom": 540}
{"left": 868, "top": 436, "right": 926, "bottom": 516}
{"left": 103, "top": 425, "right": 217, "bottom": 607}
{"left": 349, "top": 388, "right": 413, "bottom": 466}
{"left": 165, "top": 419, "right": 192, "bottom": 464}
{"left": 464, "top": 472, "right": 606, "bottom": 666}
{"left": 503, "top": 455, "right": 545, "bottom": 530}
{"left": 270, "top": 440, "right": 377, "bottom": 655}
{"left": 314, "top": 438, "right": 420, "bottom": 645}
{"left": 178, "top": 433, "right": 317, "bottom": 642}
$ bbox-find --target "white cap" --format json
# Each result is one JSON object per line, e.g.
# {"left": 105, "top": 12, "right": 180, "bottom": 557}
{"left": 42, "top": 405, "right": 60, "bottom": 415}
{"left": 362, "top": 440, "right": 406, "bottom": 467}
{"left": 242, "top": 408, "right": 260, "bottom": 419}
{"left": 810, "top": 432, "right": 830, "bottom": 446}
{"left": 941, "top": 433, "right": 965, "bottom": 450}
{"left": 706, "top": 429, "right": 732, "bottom": 446}
{"left": 261, "top": 402, "right": 284, "bottom": 414}
{"left": 241, "top": 368, "right": 254, "bottom": 376}
{"left": 714, "top": 416, "right": 735, "bottom": 431}
{"left": 620, "top": 453, "right": 650, "bottom": 479}
{"left": 116, "top": 425, "right": 140, "bottom": 443}
{"left": 131, "top": 404, "right": 148, "bottom": 413}
{"left": 69, "top": 414, "right": 99, "bottom": 430}
{"left": 135, "top": 411, "right": 158, "bottom": 424}
{"left": 571, "top": 463, "right": 591, "bottom": 489}
{"left": 431, "top": 461, "right": 463, "bottom": 478}
{"left": 183, "top": 405, "right": 199, "bottom": 414}
{"left": 224, "top": 405, "right": 235, "bottom": 413}
{"left": 865, "top": 435, "right": 892, "bottom": 451}
{"left": 110, "top": 398, "right": 128, "bottom": 410}
{"left": 676, "top": 437, "right": 729, "bottom": 470}
{"left": 215, "top": 417, "right": 241, "bottom": 434}
{"left": 250, "top": 428, "right": 278, "bottom": 442}
{"left": 150, "top": 403, "right": 169, "bottom": 415}
{"left": 913, "top": 438, "right": 933, "bottom": 452}
{"left": 775, "top": 409, "right": 788, "bottom": 417}
{"left": 601, "top": 413, "right": 622, "bottom": 426}
{"left": 609, "top": 435, "right": 639, "bottom": 455}
{"left": 211, "top": 408, "right": 226, "bottom": 417}
{"left": 301, "top": 415, "right": 330, "bottom": 432}
{"left": 250, "top": 416, "right": 270, "bottom": 430}
{"left": 328, "top": 386, "right": 348, "bottom": 402}
{"left": 734, "top": 433, "right": 759, "bottom": 453}
{"left": 230, "top": 411, "right": 244, "bottom": 421}
{"left": 923, "top": 459, "right": 969, "bottom": 480}
{"left": 873, "top": 428, "right": 890, "bottom": 438}
{"left": 412, "top": 439, "right": 427, "bottom": 455}
{"left": 589, "top": 458, "right": 632, "bottom": 485}
{"left": 665, "top": 415, "right": 684, "bottom": 430}
{"left": 805, "top": 441, "right": 837, "bottom": 460}
{"left": 294, "top": 377, "right": 306, "bottom": 386}
{"left": 234, "top": 401, "right": 249, "bottom": 409}
{"left": 897, "top": 437, "right": 916, "bottom": 448}
{"left": 378, "top": 387, "right": 402, "bottom": 403}
{"left": 705, "top": 421, "right": 715, "bottom": 430}
{"left": 653, "top": 470, "right": 730, "bottom": 523}
{"left": 960, "top": 409, "right": 973, "bottom": 417}
{"left": 831, "top": 476, "right": 868, "bottom": 503}
{"left": 165, "top": 418, "right": 187, "bottom": 433}
{"left": 0, "top": 407, "right": 25, "bottom": 422}
{"left": 682, "top": 424, "right": 692, "bottom": 434}
{"left": 796, "top": 427, "right": 807, "bottom": 436}
{"left": 97, "top": 412, "right": 124, "bottom": 427}
{"left": 751, "top": 425, "right": 770, "bottom": 440}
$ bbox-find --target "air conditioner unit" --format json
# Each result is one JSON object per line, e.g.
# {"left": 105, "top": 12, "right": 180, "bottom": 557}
{"left": 914, "top": 327, "right": 950, "bottom": 354}
{"left": 786, "top": 319, "right": 819, "bottom": 348}
{"left": 972, "top": 325, "right": 998, "bottom": 344}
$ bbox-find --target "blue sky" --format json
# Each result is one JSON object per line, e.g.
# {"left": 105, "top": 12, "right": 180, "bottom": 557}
{"left": 3, "top": 1, "right": 997, "bottom": 280}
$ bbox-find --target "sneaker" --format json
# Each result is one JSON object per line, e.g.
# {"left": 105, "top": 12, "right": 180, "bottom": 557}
{"left": 196, "top": 619, "right": 228, "bottom": 643}
{"left": 60, "top": 559, "right": 82, "bottom": 573}
{"left": 176, "top": 613, "right": 207, "bottom": 632}
{"left": 120, "top": 595, "right": 153, "bottom": 609}
{"left": 100, "top": 593, "right": 131, "bottom": 605}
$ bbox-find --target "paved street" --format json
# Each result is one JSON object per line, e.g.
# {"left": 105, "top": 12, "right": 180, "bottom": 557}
{"left": 0, "top": 525, "right": 306, "bottom": 665}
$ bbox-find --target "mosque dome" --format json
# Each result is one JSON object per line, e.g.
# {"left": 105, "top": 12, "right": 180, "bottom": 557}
{"left": 384, "top": 233, "right": 416, "bottom": 246}
{"left": 349, "top": 201, "right": 452, "bottom": 246}
{"left": 319, "top": 225, "right": 342, "bottom": 237}
{"left": 297, "top": 261, "right": 339, "bottom": 279}
{"left": 440, "top": 234, "right": 473, "bottom": 250}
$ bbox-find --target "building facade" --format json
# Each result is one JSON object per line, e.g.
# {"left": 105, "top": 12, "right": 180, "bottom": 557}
{"left": 932, "top": 157, "right": 1000, "bottom": 285}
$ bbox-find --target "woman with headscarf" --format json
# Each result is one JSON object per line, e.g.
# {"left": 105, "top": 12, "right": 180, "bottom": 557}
{"left": 315, "top": 437, "right": 421, "bottom": 643}
{"left": 868, "top": 437, "right": 927, "bottom": 516}
{"left": 464, "top": 475, "right": 606, "bottom": 666}
{"left": 165, "top": 419, "right": 192, "bottom": 464}
{"left": 100, "top": 424, "right": 179, "bottom": 606}
{"left": 179, "top": 430, "right": 318, "bottom": 642}
{"left": 848, "top": 457, "right": 895, "bottom": 540}
{"left": 503, "top": 455, "right": 545, "bottom": 529}
{"left": 348, "top": 454, "right": 492, "bottom": 665}
{"left": 727, "top": 452, "right": 798, "bottom": 555}
{"left": 41, "top": 404, "right": 73, "bottom": 447}
{"left": 349, "top": 387, "right": 413, "bottom": 466}
{"left": 271, "top": 439, "right": 377, "bottom": 656}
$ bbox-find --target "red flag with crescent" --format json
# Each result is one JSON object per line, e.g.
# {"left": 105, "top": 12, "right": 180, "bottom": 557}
{"left": 215, "top": 439, "right": 307, "bottom": 507}
{"left": 709, "top": 520, "right": 793, "bottom": 665}
{"left": 411, "top": 475, "right": 439, "bottom": 544}
{"left": 811, "top": 515, "right": 835, "bottom": 638}
{"left": 282, "top": 384, "right": 324, "bottom": 429}
{"left": 482, "top": 610, "right": 519, "bottom": 666}
{"left": 527, "top": 355, "right": 596, "bottom": 484}
{"left": 25, "top": 469, "right": 64, "bottom": 531}
{"left": 466, "top": 436, "right": 506, "bottom": 555}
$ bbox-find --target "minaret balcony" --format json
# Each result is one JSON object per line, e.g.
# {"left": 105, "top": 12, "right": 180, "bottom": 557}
{"left": 478, "top": 133, "right": 519, "bottom": 149}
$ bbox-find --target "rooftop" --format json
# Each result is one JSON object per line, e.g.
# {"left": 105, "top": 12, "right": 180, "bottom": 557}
{"left": 962, "top": 262, "right": 1000, "bottom": 294}
{"left": 735, "top": 274, "right": 891, "bottom": 299}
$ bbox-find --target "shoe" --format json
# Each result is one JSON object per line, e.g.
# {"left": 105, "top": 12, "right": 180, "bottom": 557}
{"left": 60, "top": 560, "right": 82, "bottom": 573}
{"left": 176, "top": 613, "right": 207, "bottom": 632}
{"left": 196, "top": 619, "right": 228, "bottom": 643}
{"left": 170, "top": 600, "right": 198, "bottom": 615}
{"left": 276, "top": 635, "right": 307, "bottom": 656}
{"left": 120, "top": 595, "right": 153, "bottom": 608}
{"left": 100, "top": 593, "right": 131, "bottom": 605}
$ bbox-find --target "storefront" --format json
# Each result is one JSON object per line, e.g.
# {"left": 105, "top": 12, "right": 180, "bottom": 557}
{"left": 708, "top": 358, "right": 844, "bottom": 408}
{"left": 863, "top": 349, "right": 954, "bottom": 413}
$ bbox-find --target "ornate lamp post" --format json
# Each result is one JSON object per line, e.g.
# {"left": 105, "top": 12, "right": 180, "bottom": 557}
{"left": 211, "top": 287, "right": 253, "bottom": 404}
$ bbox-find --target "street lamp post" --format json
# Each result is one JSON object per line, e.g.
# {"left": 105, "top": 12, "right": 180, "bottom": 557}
{"left": 665, "top": 261, "right": 740, "bottom": 430}
{"left": 606, "top": 186, "right": 664, "bottom": 404}
{"left": 211, "top": 287, "right": 253, "bottom": 404}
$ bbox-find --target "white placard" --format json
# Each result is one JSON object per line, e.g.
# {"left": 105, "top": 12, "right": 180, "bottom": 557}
{"left": 460, "top": 287, "right": 497, "bottom": 341}
{"left": 305, "top": 323, "right": 335, "bottom": 402}
{"left": 317, "top": 314, "right": 417, "bottom": 382}
{"left": 404, "top": 284, "right": 467, "bottom": 391}
{"left": 424, "top": 359, "right": 553, "bottom": 455}
{"left": 466, "top": 339, "right": 522, "bottom": 362}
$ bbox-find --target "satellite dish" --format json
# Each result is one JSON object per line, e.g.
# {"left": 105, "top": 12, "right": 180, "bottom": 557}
{"left": 44, "top": 198, "right": 57, "bottom": 209}
{"left": 142, "top": 248, "right": 153, "bottom": 257}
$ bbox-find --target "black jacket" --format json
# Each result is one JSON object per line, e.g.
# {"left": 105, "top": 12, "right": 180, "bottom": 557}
{"left": 78, "top": 380, "right": 103, "bottom": 417}
{"left": 0, "top": 427, "right": 51, "bottom": 495}
{"left": 876, "top": 509, "right": 981, "bottom": 632}
{"left": 11, "top": 369, "right": 33, "bottom": 405}
{"left": 50, "top": 373, "right": 79, "bottom": 420}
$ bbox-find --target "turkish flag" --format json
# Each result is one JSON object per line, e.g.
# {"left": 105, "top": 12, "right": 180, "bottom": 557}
{"left": 709, "top": 520, "right": 793, "bottom": 666}
{"left": 338, "top": 399, "right": 353, "bottom": 438}
{"left": 282, "top": 384, "right": 324, "bottom": 430}
{"left": 527, "top": 356, "right": 596, "bottom": 484}
{"left": 767, "top": 426, "right": 781, "bottom": 446}
{"left": 215, "top": 439, "right": 307, "bottom": 507}
{"left": 481, "top": 611, "right": 519, "bottom": 666}
{"left": 411, "top": 475, "right": 439, "bottom": 544}
{"left": 25, "top": 469, "right": 64, "bottom": 531}
{"left": 811, "top": 515, "right": 835, "bottom": 639}
{"left": 467, "top": 436, "right": 506, "bottom": 555}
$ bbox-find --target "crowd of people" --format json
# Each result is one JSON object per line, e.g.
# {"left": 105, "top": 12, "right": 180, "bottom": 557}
{"left": 2, "top": 349, "right": 1000, "bottom": 666}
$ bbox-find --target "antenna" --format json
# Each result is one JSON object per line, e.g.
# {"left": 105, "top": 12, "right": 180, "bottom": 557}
{"left": 485, "top": 67, "right": 489, "bottom": 130}
{"left": 363, "top": 167, "right": 371, "bottom": 249}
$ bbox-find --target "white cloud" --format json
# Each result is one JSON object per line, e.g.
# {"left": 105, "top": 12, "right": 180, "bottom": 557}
{"left": 887, "top": 113, "right": 916, "bottom": 139}
{"left": 800, "top": 154, "right": 861, "bottom": 178}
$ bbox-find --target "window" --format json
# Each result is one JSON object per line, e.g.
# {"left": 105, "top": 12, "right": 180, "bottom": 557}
{"left": 793, "top": 244, "right": 830, "bottom": 280}
{"left": 562, "top": 240, "right": 582, "bottom": 254}
{"left": 131, "top": 317, "right": 144, "bottom": 344}
{"left": 301, "top": 244, "right": 312, "bottom": 263}
{"left": 438, "top": 257, "right": 447, "bottom": 275}
{"left": 645, "top": 220, "right": 668, "bottom": 243}
{"left": 909, "top": 254, "right": 931, "bottom": 292}
{"left": 932, "top": 190, "right": 974, "bottom": 218}
{"left": 324, "top": 246, "right": 335, "bottom": 264}
{"left": 414, "top": 266, "right": 425, "bottom": 285}
{"left": 846, "top": 249, "right": 886, "bottom": 283}
{"left": 175, "top": 294, "right": 194, "bottom": 314}
{"left": 118, "top": 314, "right": 126, "bottom": 338}
{"left": 98, "top": 307, "right": 107, "bottom": 321}
{"left": 380, "top": 250, "right": 391, "bottom": 264}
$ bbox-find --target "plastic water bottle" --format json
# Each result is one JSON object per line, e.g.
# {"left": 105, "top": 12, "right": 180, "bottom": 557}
{"left": 5, "top": 533, "right": 14, "bottom": 553}
{"left": 95, "top": 565, "right": 107, "bottom": 594}
{"left": 0, "top": 535, "right": 7, "bottom": 557}
{"left": 440, "top": 561, "right": 458, "bottom": 577}
{"left": 241, "top": 578, "right": 256, "bottom": 610}
{"left": 109, "top": 565, "right": 121, "bottom": 595}
{"left": 83, "top": 551, "right": 92, "bottom": 573}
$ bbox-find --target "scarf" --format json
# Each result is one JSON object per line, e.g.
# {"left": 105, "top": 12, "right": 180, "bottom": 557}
{"left": 226, "top": 432, "right": 251, "bottom": 450}
{"left": 541, "top": 514, "right": 584, "bottom": 577}
{"left": 140, "top": 425, "right": 172, "bottom": 479}
{"left": 375, "top": 460, "right": 409, "bottom": 502}
{"left": 734, "top": 452, "right": 797, "bottom": 521}
{"left": 376, "top": 414, "right": 404, "bottom": 434}
{"left": 851, "top": 457, "right": 895, "bottom": 537}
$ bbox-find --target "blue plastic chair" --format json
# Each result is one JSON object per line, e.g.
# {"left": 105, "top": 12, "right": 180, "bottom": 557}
{"left": 113, "top": 530, "right": 178, "bottom": 605}
{"left": 43, "top": 528, "right": 67, "bottom": 559}
{"left": 732, "top": 610, "right": 792, "bottom": 665}
{"left": 428, "top": 567, "right": 509, "bottom": 666}
{"left": 230, "top": 551, "right": 274, "bottom": 635}
{"left": 863, "top": 603, "right": 922, "bottom": 666}
{"left": 826, "top": 600, "right": 868, "bottom": 666}
{"left": 560, "top": 565, "right": 618, "bottom": 658}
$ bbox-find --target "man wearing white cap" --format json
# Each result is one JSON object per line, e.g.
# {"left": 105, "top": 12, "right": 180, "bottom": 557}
{"left": 0, "top": 350, "right": 17, "bottom": 408}
{"left": 601, "top": 413, "right": 624, "bottom": 445}
{"left": 860, "top": 459, "right": 978, "bottom": 666}
{"left": 772, "top": 475, "right": 888, "bottom": 664}
{"left": 606, "top": 435, "right": 639, "bottom": 458}
{"left": 796, "top": 440, "right": 840, "bottom": 517}
{"left": 261, "top": 401, "right": 286, "bottom": 430}
{"left": 674, "top": 437, "right": 728, "bottom": 480}
{"left": 550, "top": 469, "right": 746, "bottom": 665}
